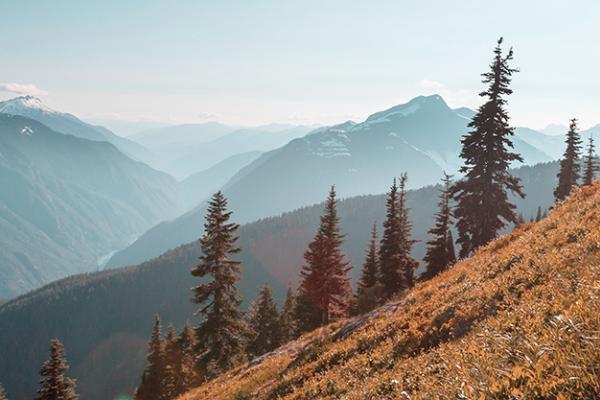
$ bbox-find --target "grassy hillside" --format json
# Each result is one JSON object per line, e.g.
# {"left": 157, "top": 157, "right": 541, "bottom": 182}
{"left": 180, "top": 183, "right": 600, "bottom": 400}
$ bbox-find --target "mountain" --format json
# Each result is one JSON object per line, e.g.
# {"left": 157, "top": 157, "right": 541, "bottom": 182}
{"left": 164, "top": 125, "right": 317, "bottom": 179}
{"left": 0, "top": 114, "right": 181, "bottom": 298}
{"left": 541, "top": 122, "right": 568, "bottom": 136}
{"left": 181, "top": 182, "right": 600, "bottom": 400}
{"left": 179, "top": 150, "right": 262, "bottom": 210}
{"left": 131, "top": 122, "right": 235, "bottom": 149}
{"left": 514, "top": 127, "right": 565, "bottom": 159}
{"left": 0, "top": 96, "right": 154, "bottom": 164}
{"left": 131, "top": 123, "right": 315, "bottom": 179}
{"left": 0, "top": 161, "right": 559, "bottom": 400}
{"left": 107, "top": 95, "right": 553, "bottom": 268}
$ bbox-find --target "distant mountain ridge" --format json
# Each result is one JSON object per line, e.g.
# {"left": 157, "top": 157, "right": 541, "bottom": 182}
{"left": 0, "top": 114, "right": 181, "bottom": 298}
{"left": 132, "top": 122, "right": 316, "bottom": 179}
{"left": 0, "top": 96, "right": 154, "bottom": 164}
{"left": 108, "top": 95, "right": 554, "bottom": 269}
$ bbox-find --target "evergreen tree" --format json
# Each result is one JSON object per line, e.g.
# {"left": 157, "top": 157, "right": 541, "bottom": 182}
{"left": 246, "top": 284, "right": 282, "bottom": 357}
{"left": 378, "top": 178, "right": 402, "bottom": 299}
{"left": 0, "top": 383, "right": 7, "bottom": 400}
{"left": 191, "top": 191, "right": 246, "bottom": 378}
{"left": 162, "top": 324, "right": 178, "bottom": 398}
{"left": 422, "top": 173, "right": 456, "bottom": 280}
{"left": 535, "top": 206, "right": 543, "bottom": 222}
{"left": 396, "top": 174, "right": 419, "bottom": 290}
{"left": 298, "top": 186, "right": 352, "bottom": 329}
{"left": 279, "top": 282, "right": 297, "bottom": 343}
{"left": 452, "top": 38, "right": 525, "bottom": 258}
{"left": 135, "top": 316, "right": 166, "bottom": 400}
{"left": 36, "top": 339, "right": 78, "bottom": 400}
{"left": 355, "top": 223, "right": 381, "bottom": 313}
{"left": 174, "top": 323, "right": 198, "bottom": 395}
{"left": 583, "top": 135, "right": 598, "bottom": 186}
{"left": 554, "top": 119, "right": 583, "bottom": 201}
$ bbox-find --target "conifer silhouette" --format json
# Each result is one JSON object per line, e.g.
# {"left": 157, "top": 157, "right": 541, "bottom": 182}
{"left": 452, "top": 37, "right": 524, "bottom": 257}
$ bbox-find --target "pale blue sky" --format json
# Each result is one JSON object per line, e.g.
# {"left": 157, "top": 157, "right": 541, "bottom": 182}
{"left": 1, "top": 0, "right": 599, "bottom": 130}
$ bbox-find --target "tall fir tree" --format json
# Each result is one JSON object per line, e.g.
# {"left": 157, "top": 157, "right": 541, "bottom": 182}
{"left": 297, "top": 186, "right": 352, "bottom": 329}
{"left": 396, "top": 174, "right": 419, "bottom": 290}
{"left": 422, "top": 173, "right": 456, "bottom": 281}
{"left": 378, "top": 178, "right": 402, "bottom": 299}
{"left": 554, "top": 118, "right": 581, "bottom": 201}
{"left": 246, "top": 284, "right": 282, "bottom": 358}
{"left": 191, "top": 191, "right": 246, "bottom": 378}
{"left": 279, "top": 282, "right": 297, "bottom": 343}
{"left": 135, "top": 316, "right": 166, "bottom": 400}
{"left": 36, "top": 339, "right": 78, "bottom": 400}
{"left": 452, "top": 38, "right": 524, "bottom": 258}
{"left": 355, "top": 223, "right": 381, "bottom": 313}
{"left": 554, "top": 119, "right": 583, "bottom": 201}
{"left": 583, "top": 135, "right": 598, "bottom": 186}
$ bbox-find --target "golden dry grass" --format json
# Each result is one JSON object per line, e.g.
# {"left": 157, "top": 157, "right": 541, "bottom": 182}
{"left": 179, "top": 183, "right": 600, "bottom": 400}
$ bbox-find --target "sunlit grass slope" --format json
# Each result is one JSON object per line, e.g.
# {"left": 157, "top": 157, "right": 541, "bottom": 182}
{"left": 180, "top": 183, "right": 600, "bottom": 400}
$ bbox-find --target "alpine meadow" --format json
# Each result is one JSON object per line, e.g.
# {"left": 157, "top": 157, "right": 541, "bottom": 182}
{"left": 0, "top": 2, "right": 598, "bottom": 400}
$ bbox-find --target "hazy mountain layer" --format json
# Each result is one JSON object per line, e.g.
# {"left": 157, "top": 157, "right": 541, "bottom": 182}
{"left": 108, "top": 95, "right": 553, "bottom": 269}
{"left": 0, "top": 114, "right": 180, "bottom": 298}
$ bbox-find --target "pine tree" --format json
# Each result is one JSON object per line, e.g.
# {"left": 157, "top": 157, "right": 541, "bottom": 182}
{"left": 135, "top": 316, "right": 166, "bottom": 400}
{"left": 36, "top": 339, "right": 78, "bottom": 400}
{"left": 355, "top": 223, "right": 381, "bottom": 313}
{"left": 174, "top": 323, "right": 198, "bottom": 394}
{"left": 396, "top": 174, "right": 419, "bottom": 290}
{"left": 298, "top": 186, "right": 352, "bottom": 329}
{"left": 583, "top": 135, "right": 598, "bottom": 186}
{"left": 0, "top": 383, "right": 7, "bottom": 400}
{"left": 162, "top": 324, "right": 178, "bottom": 399}
{"left": 452, "top": 38, "right": 525, "bottom": 258}
{"left": 246, "top": 284, "right": 282, "bottom": 358}
{"left": 422, "top": 173, "right": 456, "bottom": 281}
{"left": 191, "top": 191, "right": 246, "bottom": 378}
{"left": 535, "top": 206, "right": 543, "bottom": 222}
{"left": 279, "top": 282, "right": 297, "bottom": 343}
{"left": 554, "top": 119, "right": 583, "bottom": 201}
{"left": 378, "top": 178, "right": 402, "bottom": 299}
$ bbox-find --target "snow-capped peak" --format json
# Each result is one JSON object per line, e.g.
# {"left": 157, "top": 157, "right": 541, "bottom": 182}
{"left": 0, "top": 95, "right": 56, "bottom": 115}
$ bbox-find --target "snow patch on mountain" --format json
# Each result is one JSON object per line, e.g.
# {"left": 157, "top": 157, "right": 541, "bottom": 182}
{"left": 0, "top": 96, "right": 56, "bottom": 115}
{"left": 20, "top": 126, "right": 34, "bottom": 136}
{"left": 310, "top": 132, "right": 351, "bottom": 158}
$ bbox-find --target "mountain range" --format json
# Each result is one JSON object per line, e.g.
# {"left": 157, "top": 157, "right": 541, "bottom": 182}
{"left": 0, "top": 160, "right": 559, "bottom": 400}
{"left": 0, "top": 96, "right": 153, "bottom": 165}
{"left": 107, "top": 95, "right": 556, "bottom": 269}
{"left": 131, "top": 123, "right": 316, "bottom": 179}
{"left": 0, "top": 113, "right": 180, "bottom": 298}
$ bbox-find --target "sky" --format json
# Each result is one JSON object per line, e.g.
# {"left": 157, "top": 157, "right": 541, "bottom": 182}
{"left": 1, "top": 0, "right": 599, "bottom": 133}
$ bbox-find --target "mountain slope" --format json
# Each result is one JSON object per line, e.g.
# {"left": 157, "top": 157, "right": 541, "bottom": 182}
{"left": 181, "top": 183, "right": 600, "bottom": 400}
{"left": 0, "top": 161, "right": 559, "bottom": 400}
{"left": 107, "top": 95, "right": 553, "bottom": 269}
{"left": 0, "top": 114, "right": 180, "bottom": 298}
{"left": 0, "top": 96, "right": 153, "bottom": 164}
{"left": 179, "top": 150, "right": 262, "bottom": 210}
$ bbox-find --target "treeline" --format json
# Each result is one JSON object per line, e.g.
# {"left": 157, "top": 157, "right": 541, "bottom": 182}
{"left": 130, "top": 37, "right": 599, "bottom": 400}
